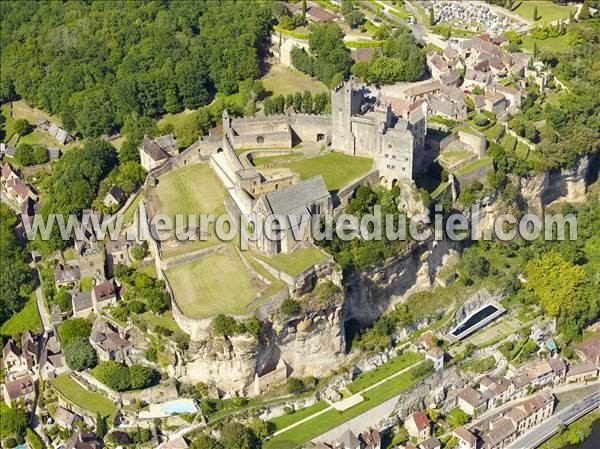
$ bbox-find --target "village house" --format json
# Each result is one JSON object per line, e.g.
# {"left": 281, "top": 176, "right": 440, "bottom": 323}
{"left": 404, "top": 80, "right": 442, "bottom": 103}
{"left": 479, "top": 375, "right": 513, "bottom": 408}
{"left": 453, "top": 427, "right": 478, "bottom": 449}
{"left": 481, "top": 391, "right": 555, "bottom": 449}
{"left": 39, "top": 333, "right": 67, "bottom": 380}
{"left": 307, "top": 5, "right": 336, "bottom": 23}
{"left": 405, "top": 410, "right": 431, "bottom": 442}
{"left": 427, "top": 52, "right": 450, "bottom": 80}
{"left": 335, "top": 429, "right": 361, "bottom": 449}
{"left": 72, "top": 290, "right": 94, "bottom": 318}
{"left": 54, "top": 263, "right": 81, "bottom": 288}
{"left": 493, "top": 84, "right": 523, "bottom": 110}
{"left": 92, "top": 279, "right": 118, "bottom": 313}
{"left": 428, "top": 95, "right": 466, "bottom": 120}
{"left": 518, "top": 357, "right": 566, "bottom": 387}
{"left": 20, "top": 330, "right": 39, "bottom": 371}
{"left": 565, "top": 362, "right": 599, "bottom": 383}
{"left": 419, "top": 437, "right": 441, "bottom": 449}
{"left": 2, "top": 375, "right": 36, "bottom": 407}
{"left": 456, "top": 386, "right": 488, "bottom": 416}
{"left": 483, "top": 92, "right": 508, "bottom": 116}
{"left": 139, "top": 134, "right": 172, "bottom": 171}
{"left": 574, "top": 333, "right": 600, "bottom": 366}
{"left": 54, "top": 405, "right": 82, "bottom": 430}
{"left": 65, "top": 431, "right": 102, "bottom": 449}
{"left": 463, "top": 69, "right": 492, "bottom": 90}
{"left": 102, "top": 185, "right": 125, "bottom": 209}
{"left": 426, "top": 347, "right": 445, "bottom": 371}
{"left": 89, "top": 318, "right": 132, "bottom": 363}
{"left": 105, "top": 235, "right": 133, "bottom": 276}
{"left": 359, "top": 429, "right": 381, "bottom": 449}
{"left": 1, "top": 161, "right": 38, "bottom": 205}
{"left": 1, "top": 340, "right": 28, "bottom": 379}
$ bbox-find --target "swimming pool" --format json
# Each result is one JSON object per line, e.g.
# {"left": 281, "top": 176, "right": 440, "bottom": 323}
{"left": 161, "top": 400, "right": 198, "bottom": 415}
{"left": 450, "top": 304, "right": 502, "bottom": 338}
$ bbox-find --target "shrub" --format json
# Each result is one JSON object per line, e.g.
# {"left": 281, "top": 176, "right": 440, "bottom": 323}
{"left": 285, "top": 377, "right": 305, "bottom": 394}
{"left": 63, "top": 338, "right": 97, "bottom": 371}
{"left": 280, "top": 299, "right": 300, "bottom": 315}
{"left": 474, "top": 114, "right": 490, "bottom": 126}
{"left": 58, "top": 318, "right": 92, "bottom": 344}
{"left": 92, "top": 361, "right": 158, "bottom": 391}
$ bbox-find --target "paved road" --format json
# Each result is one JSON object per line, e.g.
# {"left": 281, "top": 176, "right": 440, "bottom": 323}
{"left": 506, "top": 390, "right": 600, "bottom": 449}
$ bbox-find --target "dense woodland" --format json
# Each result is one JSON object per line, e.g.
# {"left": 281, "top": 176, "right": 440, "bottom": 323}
{"left": 0, "top": 0, "right": 273, "bottom": 137}
{"left": 0, "top": 204, "right": 34, "bottom": 326}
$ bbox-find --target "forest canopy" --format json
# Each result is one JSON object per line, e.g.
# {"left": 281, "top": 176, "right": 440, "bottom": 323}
{"left": 0, "top": 0, "right": 273, "bottom": 137}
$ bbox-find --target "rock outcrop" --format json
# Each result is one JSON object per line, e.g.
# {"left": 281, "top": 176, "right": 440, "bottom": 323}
{"left": 343, "top": 238, "right": 456, "bottom": 325}
{"left": 182, "top": 293, "right": 345, "bottom": 396}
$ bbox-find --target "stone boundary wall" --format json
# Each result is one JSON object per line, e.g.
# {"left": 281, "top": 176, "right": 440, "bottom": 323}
{"left": 456, "top": 160, "right": 494, "bottom": 185}
{"left": 160, "top": 243, "right": 224, "bottom": 269}
{"left": 254, "top": 288, "right": 290, "bottom": 320}
{"left": 457, "top": 129, "right": 487, "bottom": 157}
{"left": 336, "top": 169, "right": 380, "bottom": 210}
{"left": 439, "top": 132, "right": 459, "bottom": 151}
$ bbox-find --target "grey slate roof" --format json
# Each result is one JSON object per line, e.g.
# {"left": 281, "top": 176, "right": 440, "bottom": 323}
{"left": 338, "top": 429, "right": 361, "bottom": 449}
{"left": 429, "top": 95, "right": 460, "bottom": 117}
{"left": 72, "top": 290, "right": 93, "bottom": 312}
{"left": 140, "top": 135, "right": 169, "bottom": 161}
{"left": 262, "top": 176, "right": 330, "bottom": 217}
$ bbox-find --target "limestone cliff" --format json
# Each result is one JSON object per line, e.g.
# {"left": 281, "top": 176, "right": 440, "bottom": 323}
{"left": 343, "top": 238, "right": 456, "bottom": 325}
{"left": 519, "top": 155, "right": 592, "bottom": 214}
{"left": 181, "top": 291, "right": 345, "bottom": 396}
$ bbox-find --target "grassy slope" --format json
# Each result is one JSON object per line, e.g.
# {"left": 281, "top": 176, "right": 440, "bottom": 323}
{"left": 511, "top": 1, "right": 575, "bottom": 25}
{"left": 255, "top": 246, "right": 328, "bottom": 277}
{"left": 166, "top": 245, "right": 261, "bottom": 317}
{"left": 0, "top": 295, "right": 42, "bottom": 337}
{"left": 50, "top": 374, "right": 117, "bottom": 421}
{"left": 261, "top": 64, "right": 327, "bottom": 97}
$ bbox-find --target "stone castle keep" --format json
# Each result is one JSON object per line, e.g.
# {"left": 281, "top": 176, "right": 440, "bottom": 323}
{"left": 143, "top": 79, "right": 428, "bottom": 257}
{"left": 332, "top": 78, "right": 427, "bottom": 186}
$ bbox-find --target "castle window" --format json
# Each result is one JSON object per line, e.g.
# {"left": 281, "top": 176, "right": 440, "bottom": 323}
{"left": 388, "top": 144, "right": 392, "bottom": 148}
{"left": 402, "top": 167, "right": 406, "bottom": 172}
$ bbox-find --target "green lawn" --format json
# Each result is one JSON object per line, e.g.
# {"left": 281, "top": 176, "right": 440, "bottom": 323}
{"left": 154, "top": 163, "right": 226, "bottom": 254}
{"left": 346, "top": 351, "right": 424, "bottom": 393}
{"left": 511, "top": 1, "right": 575, "bottom": 25}
{"left": 261, "top": 64, "right": 327, "bottom": 97}
{"left": 121, "top": 190, "right": 142, "bottom": 225}
{"left": 254, "top": 246, "right": 328, "bottom": 277}
{"left": 165, "top": 245, "right": 263, "bottom": 317}
{"left": 0, "top": 295, "right": 42, "bottom": 337}
{"left": 269, "top": 400, "right": 329, "bottom": 431}
{"left": 264, "top": 361, "right": 428, "bottom": 449}
{"left": 454, "top": 156, "right": 494, "bottom": 177}
{"left": 156, "top": 163, "right": 226, "bottom": 219}
{"left": 520, "top": 33, "right": 571, "bottom": 53}
{"left": 282, "top": 152, "right": 373, "bottom": 191}
{"left": 141, "top": 311, "right": 180, "bottom": 333}
{"left": 252, "top": 152, "right": 304, "bottom": 167}
{"left": 50, "top": 374, "right": 117, "bottom": 421}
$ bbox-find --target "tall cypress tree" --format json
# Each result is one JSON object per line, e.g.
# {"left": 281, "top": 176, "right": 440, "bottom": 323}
{"left": 429, "top": 7, "right": 435, "bottom": 26}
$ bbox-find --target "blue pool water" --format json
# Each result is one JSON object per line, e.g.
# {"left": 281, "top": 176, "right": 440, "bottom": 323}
{"left": 162, "top": 402, "right": 197, "bottom": 414}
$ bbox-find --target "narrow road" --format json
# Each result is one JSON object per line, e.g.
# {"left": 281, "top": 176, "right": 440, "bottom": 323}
{"left": 31, "top": 263, "right": 53, "bottom": 333}
{"left": 506, "top": 390, "right": 600, "bottom": 449}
